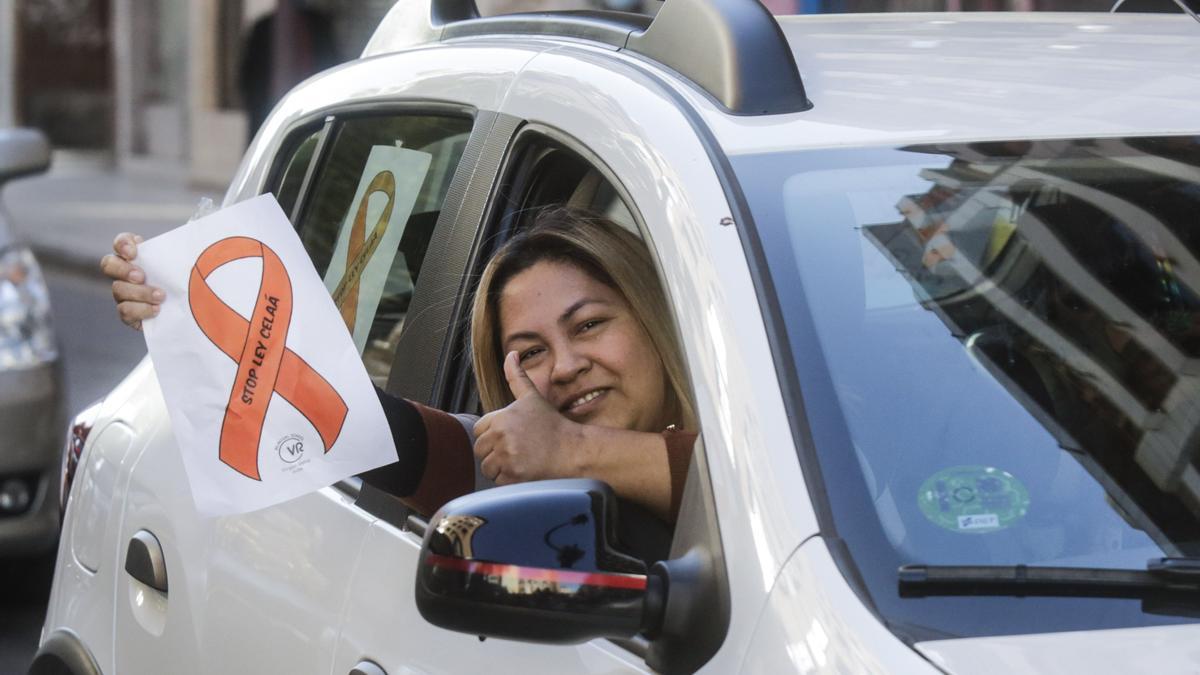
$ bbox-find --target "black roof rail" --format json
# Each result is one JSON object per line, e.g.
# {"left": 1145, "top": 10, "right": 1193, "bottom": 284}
{"left": 363, "top": 0, "right": 811, "bottom": 116}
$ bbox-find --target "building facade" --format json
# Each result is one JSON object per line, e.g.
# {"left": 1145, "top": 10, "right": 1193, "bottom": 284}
{"left": 1, "top": 0, "right": 1116, "bottom": 189}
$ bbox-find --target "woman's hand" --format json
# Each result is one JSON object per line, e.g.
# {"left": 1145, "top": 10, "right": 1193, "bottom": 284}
{"left": 473, "top": 351, "right": 677, "bottom": 522}
{"left": 99, "top": 232, "right": 164, "bottom": 330}
{"left": 473, "top": 351, "right": 586, "bottom": 485}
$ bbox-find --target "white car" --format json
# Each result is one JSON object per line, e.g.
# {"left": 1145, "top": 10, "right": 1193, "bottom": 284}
{"left": 34, "top": 1, "right": 1200, "bottom": 673}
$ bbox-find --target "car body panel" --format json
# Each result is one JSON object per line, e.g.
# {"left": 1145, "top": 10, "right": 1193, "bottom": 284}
{"left": 741, "top": 536, "right": 941, "bottom": 674}
{"left": 45, "top": 360, "right": 155, "bottom": 673}
{"left": 916, "top": 623, "right": 1200, "bottom": 674}
{"left": 128, "top": 381, "right": 362, "bottom": 674}
{"left": 68, "top": 421, "right": 134, "bottom": 574}
{"left": 43, "top": 357, "right": 379, "bottom": 674}
{"left": 688, "top": 14, "right": 1200, "bottom": 156}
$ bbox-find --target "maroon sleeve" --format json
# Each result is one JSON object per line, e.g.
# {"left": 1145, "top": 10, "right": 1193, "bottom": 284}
{"left": 401, "top": 402, "right": 476, "bottom": 516}
{"left": 663, "top": 429, "right": 698, "bottom": 523}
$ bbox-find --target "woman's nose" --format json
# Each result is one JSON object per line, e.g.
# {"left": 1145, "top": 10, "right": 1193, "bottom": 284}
{"left": 550, "top": 346, "right": 590, "bottom": 384}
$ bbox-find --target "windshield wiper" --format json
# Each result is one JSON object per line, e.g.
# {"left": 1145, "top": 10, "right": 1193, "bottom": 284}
{"left": 899, "top": 558, "right": 1200, "bottom": 600}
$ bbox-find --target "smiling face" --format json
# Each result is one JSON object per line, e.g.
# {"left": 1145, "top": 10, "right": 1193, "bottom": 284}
{"left": 498, "top": 260, "right": 669, "bottom": 433}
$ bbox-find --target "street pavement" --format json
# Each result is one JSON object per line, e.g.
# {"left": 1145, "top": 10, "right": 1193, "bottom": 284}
{"left": 3, "top": 151, "right": 218, "bottom": 271}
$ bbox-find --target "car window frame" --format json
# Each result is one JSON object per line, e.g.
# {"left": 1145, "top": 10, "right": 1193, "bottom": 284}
{"left": 257, "top": 101, "right": 489, "bottom": 507}
{"left": 259, "top": 100, "right": 479, "bottom": 219}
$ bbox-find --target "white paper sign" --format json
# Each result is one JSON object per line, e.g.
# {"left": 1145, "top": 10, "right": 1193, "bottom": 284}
{"left": 139, "top": 194, "right": 397, "bottom": 516}
{"left": 323, "top": 145, "right": 431, "bottom": 353}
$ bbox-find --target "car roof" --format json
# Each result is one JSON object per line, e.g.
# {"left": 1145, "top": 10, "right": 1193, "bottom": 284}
{"left": 696, "top": 13, "right": 1200, "bottom": 155}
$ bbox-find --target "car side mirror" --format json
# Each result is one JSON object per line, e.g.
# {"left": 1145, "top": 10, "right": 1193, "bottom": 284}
{"left": 0, "top": 128, "right": 51, "bottom": 185}
{"left": 415, "top": 479, "right": 665, "bottom": 643}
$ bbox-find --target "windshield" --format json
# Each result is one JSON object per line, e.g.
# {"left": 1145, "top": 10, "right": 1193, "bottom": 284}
{"left": 734, "top": 136, "right": 1200, "bottom": 640}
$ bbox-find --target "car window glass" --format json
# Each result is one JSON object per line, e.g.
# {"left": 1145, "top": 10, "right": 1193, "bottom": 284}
{"left": 270, "top": 127, "right": 322, "bottom": 218}
{"left": 292, "top": 114, "right": 473, "bottom": 385}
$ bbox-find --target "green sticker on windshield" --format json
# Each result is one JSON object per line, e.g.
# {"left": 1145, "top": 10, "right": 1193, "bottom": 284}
{"left": 918, "top": 466, "right": 1029, "bottom": 534}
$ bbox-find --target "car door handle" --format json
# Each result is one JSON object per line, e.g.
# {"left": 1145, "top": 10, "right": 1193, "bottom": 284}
{"left": 124, "top": 529, "right": 168, "bottom": 594}
{"left": 350, "top": 661, "right": 386, "bottom": 675}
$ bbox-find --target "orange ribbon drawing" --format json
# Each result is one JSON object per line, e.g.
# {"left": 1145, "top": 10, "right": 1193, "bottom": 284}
{"left": 189, "top": 237, "right": 348, "bottom": 481}
{"left": 331, "top": 170, "right": 396, "bottom": 332}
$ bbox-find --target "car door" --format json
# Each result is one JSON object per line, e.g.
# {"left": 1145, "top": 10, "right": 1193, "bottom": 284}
{"left": 111, "top": 106, "right": 482, "bottom": 675}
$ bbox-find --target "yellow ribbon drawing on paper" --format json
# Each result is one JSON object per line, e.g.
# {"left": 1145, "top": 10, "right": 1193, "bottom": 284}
{"left": 331, "top": 171, "right": 396, "bottom": 332}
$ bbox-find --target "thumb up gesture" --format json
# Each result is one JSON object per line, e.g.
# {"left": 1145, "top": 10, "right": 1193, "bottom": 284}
{"left": 473, "top": 351, "right": 584, "bottom": 485}
{"left": 502, "top": 348, "right": 540, "bottom": 401}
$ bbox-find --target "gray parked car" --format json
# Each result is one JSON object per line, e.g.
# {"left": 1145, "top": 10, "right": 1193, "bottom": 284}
{"left": 0, "top": 128, "right": 63, "bottom": 556}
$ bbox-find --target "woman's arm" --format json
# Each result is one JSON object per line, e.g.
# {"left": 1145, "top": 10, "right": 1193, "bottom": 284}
{"left": 361, "top": 389, "right": 475, "bottom": 515}
{"left": 572, "top": 424, "right": 695, "bottom": 523}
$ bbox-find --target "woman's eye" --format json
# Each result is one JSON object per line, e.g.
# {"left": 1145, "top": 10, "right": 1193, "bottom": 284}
{"left": 518, "top": 348, "right": 544, "bottom": 362}
{"left": 578, "top": 318, "right": 606, "bottom": 333}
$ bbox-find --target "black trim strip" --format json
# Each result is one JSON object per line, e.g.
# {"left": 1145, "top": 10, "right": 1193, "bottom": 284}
{"left": 427, "top": 112, "right": 523, "bottom": 409}
{"left": 288, "top": 116, "right": 335, "bottom": 226}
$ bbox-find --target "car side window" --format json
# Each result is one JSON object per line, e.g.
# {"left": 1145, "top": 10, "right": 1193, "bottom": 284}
{"left": 443, "top": 137, "right": 693, "bottom": 554}
{"left": 267, "top": 126, "right": 323, "bottom": 218}
{"left": 270, "top": 114, "right": 473, "bottom": 385}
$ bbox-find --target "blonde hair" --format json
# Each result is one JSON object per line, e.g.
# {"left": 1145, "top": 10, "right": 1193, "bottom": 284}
{"left": 470, "top": 207, "right": 696, "bottom": 431}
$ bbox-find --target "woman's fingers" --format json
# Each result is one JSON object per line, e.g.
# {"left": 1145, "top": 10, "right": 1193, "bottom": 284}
{"left": 475, "top": 429, "right": 516, "bottom": 484}
{"left": 105, "top": 233, "right": 156, "bottom": 331}
{"left": 115, "top": 300, "right": 159, "bottom": 330}
{"left": 477, "top": 440, "right": 506, "bottom": 483}
{"left": 472, "top": 411, "right": 493, "bottom": 440}
{"left": 112, "top": 279, "right": 163, "bottom": 331}
{"left": 99, "top": 253, "right": 147, "bottom": 284}
{"left": 112, "top": 232, "right": 143, "bottom": 261}
{"left": 480, "top": 459, "right": 510, "bottom": 485}
{"left": 111, "top": 279, "right": 164, "bottom": 305}
{"left": 479, "top": 450, "right": 497, "bottom": 481}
